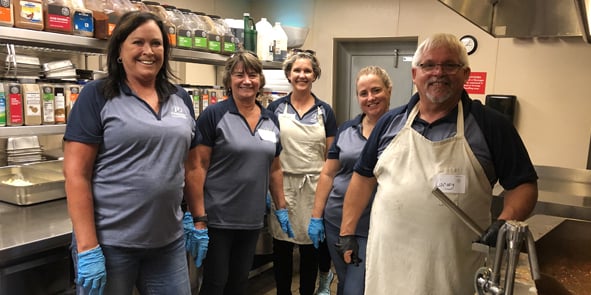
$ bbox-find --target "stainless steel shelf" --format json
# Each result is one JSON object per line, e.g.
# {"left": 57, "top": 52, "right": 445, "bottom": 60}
{"left": 0, "top": 26, "right": 283, "bottom": 68}
{"left": 0, "top": 125, "right": 66, "bottom": 137}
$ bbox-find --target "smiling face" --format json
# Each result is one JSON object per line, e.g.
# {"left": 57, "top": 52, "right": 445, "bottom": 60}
{"left": 287, "top": 58, "right": 316, "bottom": 92}
{"left": 412, "top": 46, "right": 470, "bottom": 106}
{"left": 119, "top": 20, "right": 164, "bottom": 85}
{"left": 357, "top": 73, "right": 391, "bottom": 120}
{"left": 230, "top": 61, "right": 261, "bottom": 101}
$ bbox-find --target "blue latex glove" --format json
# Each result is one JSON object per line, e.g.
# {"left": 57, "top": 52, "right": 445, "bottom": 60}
{"left": 275, "top": 208, "right": 295, "bottom": 238}
{"left": 266, "top": 192, "right": 272, "bottom": 211}
{"left": 76, "top": 245, "right": 107, "bottom": 295}
{"left": 182, "top": 212, "right": 193, "bottom": 233}
{"left": 307, "top": 218, "right": 325, "bottom": 248}
{"left": 186, "top": 227, "right": 209, "bottom": 267}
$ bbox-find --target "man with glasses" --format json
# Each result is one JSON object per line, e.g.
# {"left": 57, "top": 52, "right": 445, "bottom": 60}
{"left": 337, "top": 33, "right": 538, "bottom": 295}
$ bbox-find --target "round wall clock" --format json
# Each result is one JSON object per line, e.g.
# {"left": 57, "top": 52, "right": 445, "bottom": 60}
{"left": 460, "top": 35, "right": 478, "bottom": 55}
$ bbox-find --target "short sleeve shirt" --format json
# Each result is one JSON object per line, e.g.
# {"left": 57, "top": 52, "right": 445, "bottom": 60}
{"left": 323, "top": 114, "right": 375, "bottom": 236}
{"left": 64, "top": 80, "right": 198, "bottom": 248}
{"left": 197, "top": 96, "right": 282, "bottom": 230}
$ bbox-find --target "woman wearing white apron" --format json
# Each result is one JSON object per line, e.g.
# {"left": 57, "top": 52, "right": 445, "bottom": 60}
{"left": 267, "top": 51, "right": 338, "bottom": 295}
{"left": 338, "top": 33, "right": 538, "bottom": 295}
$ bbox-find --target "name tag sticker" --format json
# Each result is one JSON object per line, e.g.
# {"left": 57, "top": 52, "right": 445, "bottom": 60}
{"left": 258, "top": 129, "right": 277, "bottom": 143}
{"left": 279, "top": 113, "right": 296, "bottom": 121}
{"left": 434, "top": 174, "right": 466, "bottom": 194}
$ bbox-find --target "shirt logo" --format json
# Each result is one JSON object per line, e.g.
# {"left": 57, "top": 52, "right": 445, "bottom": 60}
{"left": 171, "top": 106, "right": 187, "bottom": 119}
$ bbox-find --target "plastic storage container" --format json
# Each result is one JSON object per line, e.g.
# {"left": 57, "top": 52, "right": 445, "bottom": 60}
{"left": 83, "top": 0, "right": 108, "bottom": 39}
{"left": 144, "top": 1, "right": 175, "bottom": 47}
{"left": 71, "top": 0, "right": 93, "bottom": 37}
{"left": 13, "top": 0, "right": 44, "bottom": 31}
{"left": 255, "top": 18, "right": 273, "bottom": 61}
{"left": 191, "top": 11, "right": 210, "bottom": 52}
{"left": 272, "top": 22, "right": 288, "bottom": 62}
{"left": 205, "top": 15, "right": 222, "bottom": 54}
{"left": 219, "top": 17, "right": 237, "bottom": 55}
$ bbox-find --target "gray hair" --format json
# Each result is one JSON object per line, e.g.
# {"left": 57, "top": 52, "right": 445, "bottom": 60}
{"left": 411, "top": 33, "right": 469, "bottom": 68}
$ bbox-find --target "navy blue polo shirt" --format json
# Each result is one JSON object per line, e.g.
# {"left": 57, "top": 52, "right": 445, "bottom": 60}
{"left": 267, "top": 93, "right": 338, "bottom": 138}
{"left": 323, "top": 114, "right": 373, "bottom": 236}
{"left": 355, "top": 91, "right": 537, "bottom": 190}
{"left": 196, "top": 96, "right": 282, "bottom": 230}
{"left": 64, "top": 79, "right": 198, "bottom": 248}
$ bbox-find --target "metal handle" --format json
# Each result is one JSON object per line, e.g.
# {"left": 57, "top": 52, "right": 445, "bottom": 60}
{"left": 431, "top": 187, "right": 484, "bottom": 236}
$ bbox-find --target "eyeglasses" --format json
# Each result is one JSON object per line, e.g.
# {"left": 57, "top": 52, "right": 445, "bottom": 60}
{"left": 290, "top": 48, "right": 316, "bottom": 56}
{"left": 418, "top": 63, "right": 464, "bottom": 74}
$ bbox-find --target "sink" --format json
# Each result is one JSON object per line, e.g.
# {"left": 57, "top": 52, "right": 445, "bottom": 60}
{"left": 534, "top": 219, "right": 591, "bottom": 295}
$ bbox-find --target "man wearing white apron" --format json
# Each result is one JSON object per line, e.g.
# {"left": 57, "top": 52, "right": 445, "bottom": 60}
{"left": 338, "top": 33, "right": 538, "bottom": 295}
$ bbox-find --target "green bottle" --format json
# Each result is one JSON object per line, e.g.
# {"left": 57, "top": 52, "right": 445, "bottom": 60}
{"left": 243, "top": 13, "right": 257, "bottom": 52}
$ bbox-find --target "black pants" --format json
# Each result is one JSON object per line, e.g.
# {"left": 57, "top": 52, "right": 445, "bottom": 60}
{"left": 318, "top": 239, "right": 332, "bottom": 273}
{"left": 199, "top": 227, "right": 260, "bottom": 295}
{"left": 273, "top": 238, "right": 319, "bottom": 295}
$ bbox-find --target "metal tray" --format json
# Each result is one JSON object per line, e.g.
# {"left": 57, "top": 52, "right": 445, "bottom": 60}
{"left": 0, "top": 165, "right": 65, "bottom": 206}
{"left": 23, "top": 160, "right": 64, "bottom": 173}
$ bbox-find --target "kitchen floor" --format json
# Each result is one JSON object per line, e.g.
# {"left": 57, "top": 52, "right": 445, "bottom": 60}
{"left": 247, "top": 263, "right": 337, "bottom": 295}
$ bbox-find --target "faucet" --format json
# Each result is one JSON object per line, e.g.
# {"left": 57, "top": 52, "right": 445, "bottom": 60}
{"left": 431, "top": 188, "right": 540, "bottom": 295}
{"left": 474, "top": 221, "right": 541, "bottom": 295}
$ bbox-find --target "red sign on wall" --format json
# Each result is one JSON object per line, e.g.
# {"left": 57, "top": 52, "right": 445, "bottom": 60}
{"left": 464, "top": 72, "right": 487, "bottom": 95}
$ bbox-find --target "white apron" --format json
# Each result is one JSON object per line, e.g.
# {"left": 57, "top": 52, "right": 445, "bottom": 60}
{"left": 366, "top": 103, "right": 491, "bottom": 295}
{"left": 269, "top": 105, "right": 326, "bottom": 244}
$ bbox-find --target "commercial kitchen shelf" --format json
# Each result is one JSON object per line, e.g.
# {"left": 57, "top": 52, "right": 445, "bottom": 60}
{"left": 0, "top": 26, "right": 283, "bottom": 69}
{"left": 0, "top": 125, "right": 67, "bottom": 137}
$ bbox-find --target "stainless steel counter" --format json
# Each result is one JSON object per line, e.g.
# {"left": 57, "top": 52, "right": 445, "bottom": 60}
{"left": 0, "top": 199, "right": 71, "bottom": 266}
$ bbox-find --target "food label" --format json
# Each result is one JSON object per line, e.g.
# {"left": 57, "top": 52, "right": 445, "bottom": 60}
{"left": 54, "top": 88, "right": 66, "bottom": 123}
{"left": 207, "top": 34, "right": 221, "bottom": 53}
{"left": 193, "top": 30, "right": 208, "bottom": 49}
{"left": 73, "top": 11, "right": 93, "bottom": 33}
{"left": 177, "top": 29, "right": 192, "bottom": 48}
{"left": 18, "top": 1, "right": 42, "bottom": 24}
{"left": 0, "top": 0, "right": 12, "bottom": 23}
{"left": 0, "top": 84, "right": 6, "bottom": 126}
{"left": 7, "top": 85, "right": 23, "bottom": 125}
{"left": 46, "top": 4, "right": 71, "bottom": 30}
{"left": 41, "top": 85, "right": 55, "bottom": 123}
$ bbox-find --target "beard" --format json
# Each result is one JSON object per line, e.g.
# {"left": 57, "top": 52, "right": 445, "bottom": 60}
{"left": 425, "top": 79, "right": 453, "bottom": 104}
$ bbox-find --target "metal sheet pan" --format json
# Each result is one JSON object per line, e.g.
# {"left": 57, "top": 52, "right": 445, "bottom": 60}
{"left": 0, "top": 166, "right": 65, "bottom": 206}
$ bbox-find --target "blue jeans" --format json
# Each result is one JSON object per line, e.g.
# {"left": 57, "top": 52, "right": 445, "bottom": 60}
{"left": 71, "top": 236, "right": 191, "bottom": 295}
{"left": 325, "top": 221, "right": 367, "bottom": 295}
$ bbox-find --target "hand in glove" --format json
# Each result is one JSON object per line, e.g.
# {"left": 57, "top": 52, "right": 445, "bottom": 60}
{"left": 275, "top": 208, "right": 295, "bottom": 238}
{"left": 477, "top": 219, "right": 506, "bottom": 247}
{"left": 186, "top": 226, "right": 209, "bottom": 267}
{"left": 307, "top": 218, "right": 325, "bottom": 248}
{"left": 336, "top": 235, "right": 362, "bottom": 266}
{"left": 76, "top": 245, "right": 107, "bottom": 295}
{"left": 266, "top": 192, "right": 272, "bottom": 211}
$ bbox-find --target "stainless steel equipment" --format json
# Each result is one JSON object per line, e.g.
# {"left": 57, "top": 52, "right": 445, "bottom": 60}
{"left": 432, "top": 188, "right": 540, "bottom": 295}
{"left": 0, "top": 162, "right": 65, "bottom": 205}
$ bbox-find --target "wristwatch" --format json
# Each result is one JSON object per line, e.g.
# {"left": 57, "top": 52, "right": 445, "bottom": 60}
{"left": 192, "top": 215, "right": 208, "bottom": 224}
